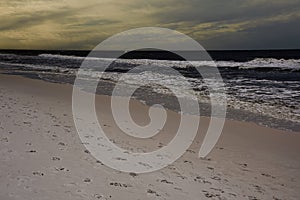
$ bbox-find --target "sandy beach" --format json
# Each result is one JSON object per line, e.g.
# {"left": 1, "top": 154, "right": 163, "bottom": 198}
{"left": 0, "top": 74, "right": 299, "bottom": 200}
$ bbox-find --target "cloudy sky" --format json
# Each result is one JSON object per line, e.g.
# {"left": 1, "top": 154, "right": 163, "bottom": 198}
{"left": 1, "top": 0, "right": 299, "bottom": 50}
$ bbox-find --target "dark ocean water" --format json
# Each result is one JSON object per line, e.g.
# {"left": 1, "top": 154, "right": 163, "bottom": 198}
{"left": 0, "top": 50, "right": 299, "bottom": 132}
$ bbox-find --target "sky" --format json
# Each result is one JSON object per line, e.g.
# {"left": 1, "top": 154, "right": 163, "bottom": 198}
{"left": 0, "top": 0, "right": 300, "bottom": 50}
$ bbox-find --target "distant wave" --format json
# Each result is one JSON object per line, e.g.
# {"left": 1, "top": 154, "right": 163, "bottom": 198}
{"left": 39, "top": 54, "right": 86, "bottom": 60}
{"left": 214, "top": 58, "right": 300, "bottom": 70}
{"left": 37, "top": 53, "right": 300, "bottom": 70}
{"left": 0, "top": 53, "right": 299, "bottom": 73}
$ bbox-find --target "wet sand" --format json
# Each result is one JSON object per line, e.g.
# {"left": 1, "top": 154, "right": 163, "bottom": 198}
{"left": 0, "top": 74, "right": 299, "bottom": 200}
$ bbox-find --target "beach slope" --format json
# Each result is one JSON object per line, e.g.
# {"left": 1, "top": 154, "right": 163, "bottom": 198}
{"left": 0, "top": 74, "right": 299, "bottom": 200}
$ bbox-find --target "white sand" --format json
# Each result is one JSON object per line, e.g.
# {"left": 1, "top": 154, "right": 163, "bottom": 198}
{"left": 0, "top": 74, "right": 299, "bottom": 200}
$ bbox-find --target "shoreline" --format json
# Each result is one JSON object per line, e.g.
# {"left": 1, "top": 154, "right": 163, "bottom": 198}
{"left": 1, "top": 70, "right": 299, "bottom": 132}
{"left": 1, "top": 73, "right": 300, "bottom": 199}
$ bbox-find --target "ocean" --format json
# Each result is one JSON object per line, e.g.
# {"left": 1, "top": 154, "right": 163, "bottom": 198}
{"left": 0, "top": 49, "right": 299, "bottom": 132}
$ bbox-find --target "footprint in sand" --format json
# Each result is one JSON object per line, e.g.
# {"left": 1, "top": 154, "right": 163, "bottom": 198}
{"left": 211, "top": 176, "right": 221, "bottom": 181}
{"left": 239, "top": 163, "right": 248, "bottom": 168}
{"left": 93, "top": 194, "right": 111, "bottom": 200}
{"left": 32, "top": 171, "right": 44, "bottom": 176}
{"left": 55, "top": 167, "right": 69, "bottom": 172}
{"left": 96, "top": 160, "right": 104, "bottom": 165}
{"left": 109, "top": 182, "right": 132, "bottom": 188}
{"left": 58, "top": 142, "right": 67, "bottom": 150}
{"left": 248, "top": 195, "right": 259, "bottom": 200}
{"left": 194, "top": 176, "right": 212, "bottom": 184}
{"left": 129, "top": 172, "right": 137, "bottom": 177}
{"left": 183, "top": 160, "right": 192, "bottom": 164}
{"left": 186, "top": 149, "right": 196, "bottom": 154}
{"left": 207, "top": 166, "right": 214, "bottom": 171}
{"left": 210, "top": 188, "right": 224, "bottom": 193}
{"left": 26, "top": 150, "right": 37, "bottom": 153}
{"left": 147, "top": 189, "right": 160, "bottom": 197}
{"left": 58, "top": 142, "right": 66, "bottom": 146}
{"left": 202, "top": 190, "right": 221, "bottom": 198}
{"left": 159, "top": 179, "right": 173, "bottom": 185}
{"left": 84, "top": 178, "right": 92, "bottom": 183}
{"left": 0, "top": 137, "right": 8, "bottom": 143}
{"left": 252, "top": 184, "right": 265, "bottom": 193}
{"left": 261, "top": 173, "right": 276, "bottom": 179}
{"left": 51, "top": 156, "right": 61, "bottom": 161}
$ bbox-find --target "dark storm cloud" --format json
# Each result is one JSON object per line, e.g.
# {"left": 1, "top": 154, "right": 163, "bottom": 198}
{"left": 0, "top": 0, "right": 299, "bottom": 49}
{"left": 145, "top": 0, "right": 300, "bottom": 49}
{"left": 141, "top": 0, "right": 300, "bottom": 23}
{"left": 202, "top": 18, "right": 300, "bottom": 49}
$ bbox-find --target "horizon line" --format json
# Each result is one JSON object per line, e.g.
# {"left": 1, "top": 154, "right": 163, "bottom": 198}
{"left": 1, "top": 48, "right": 300, "bottom": 52}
